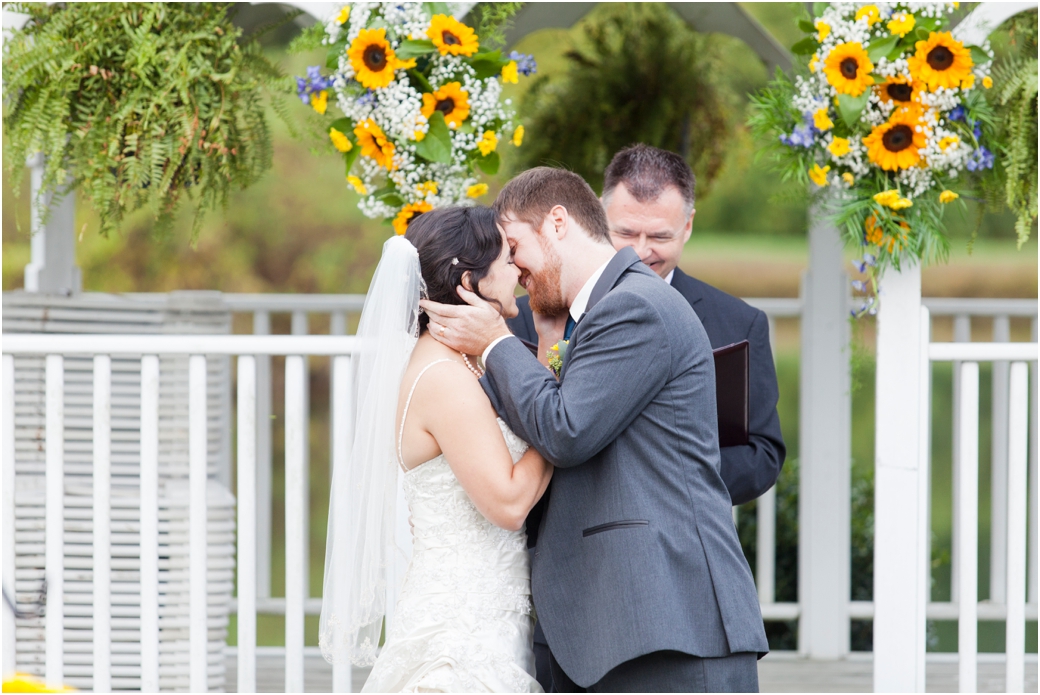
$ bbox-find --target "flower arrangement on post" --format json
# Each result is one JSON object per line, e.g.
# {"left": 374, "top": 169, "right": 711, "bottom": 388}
{"left": 295, "top": 3, "right": 535, "bottom": 235}
{"left": 749, "top": 2, "right": 996, "bottom": 316}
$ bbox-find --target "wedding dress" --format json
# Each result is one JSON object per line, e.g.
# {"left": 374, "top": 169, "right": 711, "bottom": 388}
{"left": 361, "top": 359, "right": 543, "bottom": 693}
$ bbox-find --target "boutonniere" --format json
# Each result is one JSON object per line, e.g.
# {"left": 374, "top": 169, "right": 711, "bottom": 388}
{"left": 547, "top": 340, "right": 569, "bottom": 377}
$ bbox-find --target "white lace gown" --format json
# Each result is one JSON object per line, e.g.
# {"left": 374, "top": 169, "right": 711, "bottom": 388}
{"left": 362, "top": 412, "right": 543, "bottom": 693}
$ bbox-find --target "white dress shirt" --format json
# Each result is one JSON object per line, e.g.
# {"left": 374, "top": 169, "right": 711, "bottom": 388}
{"left": 482, "top": 258, "right": 613, "bottom": 365}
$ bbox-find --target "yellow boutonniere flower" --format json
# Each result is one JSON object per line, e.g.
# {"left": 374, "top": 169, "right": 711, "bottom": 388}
{"left": 809, "top": 163, "right": 831, "bottom": 187}
{"left": 477, "top": 130, "right": 498, "bottom": 156}
{"left": 501, "top": 61, "right": 519, "bottom": 84}
{"left": 828, "top": 137, "right": 850, "bottom": 157}
{"left": 814, "top": 108, "right": 834, "bottom": 131}
{"left": 887, "top": 12, "right": 915, "bottom": 38}
{"left": 855, "top": 5, "right": 881, "bottom": 26}
{"left": 815, "top": 20, "right": 831, "bottom": 42}
{"left": 310, "top": 90, "right": 328, "bottom": 115}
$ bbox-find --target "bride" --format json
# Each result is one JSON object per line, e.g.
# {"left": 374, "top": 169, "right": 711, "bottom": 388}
{"left": 319, "top": 206, "right": 553, "bottom": 693}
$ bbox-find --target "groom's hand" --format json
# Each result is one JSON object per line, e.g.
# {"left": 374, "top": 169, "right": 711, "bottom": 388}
{"left": 421, "top": 286, "right": 511, "bottom": 356}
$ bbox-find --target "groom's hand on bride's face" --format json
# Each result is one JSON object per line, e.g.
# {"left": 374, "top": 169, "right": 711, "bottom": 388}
{"left": 420, "top": 287, "right": 512, "bottom": 356}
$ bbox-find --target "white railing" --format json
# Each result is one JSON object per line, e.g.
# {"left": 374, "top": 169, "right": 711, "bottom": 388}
{"left": 2, "top": 334, "right": 358, "bottom": 693}
{"left": 927, "top": 332, "right": 1037, "bottom": 693}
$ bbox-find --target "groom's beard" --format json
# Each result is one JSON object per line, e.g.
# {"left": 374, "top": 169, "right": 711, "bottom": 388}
{"left": 524, "top": 239, "right": 567, "bottom": 316}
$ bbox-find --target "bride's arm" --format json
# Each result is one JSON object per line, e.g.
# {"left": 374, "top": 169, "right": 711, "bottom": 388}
{"left": 414, "top": 362, "right": 553, "bottom": 532}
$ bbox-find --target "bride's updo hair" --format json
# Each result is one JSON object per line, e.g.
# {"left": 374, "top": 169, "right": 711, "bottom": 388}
{"left": 405, "top": 206, "right": 504, "bottom": 334}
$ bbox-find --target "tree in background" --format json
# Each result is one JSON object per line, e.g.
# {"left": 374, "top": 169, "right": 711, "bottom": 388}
{"left": 514, "top": 3, "right": 736, "bottom": 195}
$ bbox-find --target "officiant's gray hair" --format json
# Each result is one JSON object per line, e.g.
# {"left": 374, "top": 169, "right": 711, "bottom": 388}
{"left": 602, "top": 144, "right": 696, "bottom": 216}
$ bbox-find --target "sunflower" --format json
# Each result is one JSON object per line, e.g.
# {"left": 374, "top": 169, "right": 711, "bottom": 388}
{"left": 877, "top": 76, "right": 921, "bottom": 107}
{"left": 393, "top": 201, "right": 433, "bottom": 236}
{"left": 907, "top": 32, "right": 973, "bottom": 91}
{"left": 862, "top": 108, "right": 927, "bottom": 171}
{"left": 348, "top": 28, "right": 415, "bottom": 90}
{"left": 421, "top": 82, "right": 470, "bottom": 128}
{"left": 428, "top": 14, "right": 479, "bottom": 57}
{"left": 354, "top": 119, "right": 396, "bottom": 170}
{"left": 823, "top": 43, "right": 875, "bottom": 96}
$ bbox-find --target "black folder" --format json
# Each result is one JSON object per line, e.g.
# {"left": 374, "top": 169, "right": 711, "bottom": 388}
{"left": 713, "top": 340, "right": 750, "bottom": 447}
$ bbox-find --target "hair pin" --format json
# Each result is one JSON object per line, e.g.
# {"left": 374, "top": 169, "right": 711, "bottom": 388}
{"left": 451, "top": 257, "right": 459, "bottom": 265}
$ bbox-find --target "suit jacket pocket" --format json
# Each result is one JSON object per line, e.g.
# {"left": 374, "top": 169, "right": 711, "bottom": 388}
{"left": 582, "top": 519, "right": 649, "bottom": 538}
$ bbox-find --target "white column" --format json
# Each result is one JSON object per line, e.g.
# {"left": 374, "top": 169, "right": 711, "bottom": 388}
{"left": 237, "top": 356, "right": 258, "bottom": 694}
{"left": 956, "top": 361, "right": 980, "bottom": 694}
{"left": 140, "top": 357, "right": 160, "bottom": 693}
{"left": 1029, "top": 319, "right": 1038, "bottom": 606}
{"left": 285, "top": 356, "right": 306, "bottom": 693}
{"left": 92, "top": 356, "right": 112, "bottom": 693}
{"left": 873, "top": 266, "right": 929, "bottom": 693}
{"left": 254, "top": 311, "right": 273, "bottom": 599}
{"left": 45, "top": 355, "right": 64, "bottom": 688}
{"left": 331, "top": 354, "right": 354, "bottom": 694}
{"left": 189, "top": 355, "right": 209, "bottom": 692}
{"left": 23, "top": 155, "right": 81, "bottom": 295}
{"left": 951, "top": 315, "right": 971, "bottom": 600}
{"left": 991, "top": 316, "right": 1010, "bottom": 603}
{"left": 291, "top": 312, "right": 310, "bottom": 604}
{"left": 2, "top": 355, "right": 16, "bottom": 678}
{"left": 797, "top": 208, "right": 851, "bottom": 658}
{"left": 1005, "top": 362, "right": 1029, "bottom": 693}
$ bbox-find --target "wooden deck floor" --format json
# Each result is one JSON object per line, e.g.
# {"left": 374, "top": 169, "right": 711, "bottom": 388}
{"left": 225, "top": 649, "right": 1038, "bottom": 693}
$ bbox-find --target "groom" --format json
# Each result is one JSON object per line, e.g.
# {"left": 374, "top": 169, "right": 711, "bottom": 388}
{"left": 422, "top": 167, "right": 767, "bottom": 692}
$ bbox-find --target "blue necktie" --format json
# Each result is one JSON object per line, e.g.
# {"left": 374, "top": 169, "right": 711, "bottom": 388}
{"left": 563, "top": 315, "right": 576, "bottom": 341}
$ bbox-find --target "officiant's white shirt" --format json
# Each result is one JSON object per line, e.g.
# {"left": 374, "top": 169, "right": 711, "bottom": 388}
{"left": 482, "top": 257, "right": 612, "bottom": 365}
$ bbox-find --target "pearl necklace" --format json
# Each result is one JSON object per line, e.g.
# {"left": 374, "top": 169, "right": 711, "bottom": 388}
{"left": 460, "top": 352, "right": 484, "bottom": 378}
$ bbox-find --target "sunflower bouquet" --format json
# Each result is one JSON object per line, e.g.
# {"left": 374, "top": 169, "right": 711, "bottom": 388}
{"left": 749, "top": 2, "right": 996, "bottom": 316}
{"left": 295, "top": 3, "right": 534, "bottom": 235}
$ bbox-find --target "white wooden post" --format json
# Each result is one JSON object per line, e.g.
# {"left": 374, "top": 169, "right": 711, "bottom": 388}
{"left": 189, "top": 355, "right": 209, "bottom": 692}
{"left": 331, "top": 354, "right": 354, "bottom": 693}
{"left": 873, "top": 266, "right": 929, "bottom": 692}
{"left": 285, "top": 355, "right": 306, "bottom": 693}
{"left": 254, "top": 311, "right": 273, "bottom": 600}
{"left": 991, "top": 316, "right": 1010, "bottom": 603}
{"left": 797, "top": 208, "right": 851, "bottom": 658}
{"left": 2, "top": 355, "right": 14, "bottom": 679}
{"left": 951, "top": 315, "right": 970, "bottom": 600}
{"left": 1005, "top": 362, "right": 1029, "bottom": 693}
{"left": 237, "top": 356, "right": 258, "bottom": 694}
{"left": 45, "top": 355, "right": 64, "bottom": 688}
{"left": 291, "top": 312, "right": 310, "bottom": 605}
{"left": 1030, "top": 319, "right": 1038, "bottom": 606}
{"left": 23, "top": 155, "right": 81, "bottom": 295}
{"left": 92, "top": 356, "right": 112, "bottom": 693}
{"left": 140, "top": 356, "right": 160, "bottom": 693}
{"left": 956, "top": 361, "right": 980, "bottom": 694}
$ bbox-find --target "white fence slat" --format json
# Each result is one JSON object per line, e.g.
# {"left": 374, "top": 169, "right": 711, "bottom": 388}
{"left": 92, "top": 355, "right": 112, "bottom": 693}
{"left": 45, "top": 355, "right": 64, "bottom": 687}
{"left": 757, "top": 485, "right": 776, "bottom": 604}
{"left": 3, "top": 354, "right": 16, "bottom": 676}
{"left": 957, "top": 361, "right": 979, "bottom": 694}
{"left": 140, "top": 355, "right": 160, "bottom": 693}
{"left": 991, "top": 317, "right": 1011, "bottom": 603}
{"left": 951, "top": 315, "right": 970, "bottom": 601}
{"left": 189, "top": 355, "right": 209, "bottom": 692}
{"left": 1005, "top": 361, "right": 1028, "bottom": 693}
{"left": 331, "top": 355, "right": 354, "bottom": 693}
{"left": 285, "top": 355, "right": 306, "bottom": 693}
{"left": 291, "top": 312, "right": 310, "bottom": 607}
{"left": 237, "top": 356, "right": 258, "bottom": 694}
{"left": 254, "top": 311, "right": 272, "bottom": 601}
{"left": 1029, "top": 319, "right": 1038, "bottom": 606}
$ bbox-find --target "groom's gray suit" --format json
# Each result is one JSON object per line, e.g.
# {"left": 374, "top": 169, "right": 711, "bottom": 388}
{"left": 480, "top": 247, "right": 767, "bottom": 690}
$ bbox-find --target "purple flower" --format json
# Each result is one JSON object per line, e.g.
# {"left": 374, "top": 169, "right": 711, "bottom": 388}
{"left": 948, "top": 105, "right": 966, "bottom": 122}
{"left": 966, "top": 146, "right": 995, "bottom": 171}
{"left": 780, "top": 121, "right": 816, "bottom": 148}
{"left": 853, "top": 260, "right": 867, "bottom": 273}
{"left": 851, "top": 280, "right": 865, "bottom": 292}
{"left": 972, "top": 122, "right": 982, "bottom": 140}
{"left": 508, "top": 51, "right": 538, "bottom": 76}
{"left": 356, "top": 90, "right": 378, "bottom": 108}
{"left": 296, "top": 76, "right": 309, "bottom": 104}
{"left": 863, "top": 253, "right": 876, "bottom": 266}
{"left": 306, "top": 65, "right": 331, "bottom": 91}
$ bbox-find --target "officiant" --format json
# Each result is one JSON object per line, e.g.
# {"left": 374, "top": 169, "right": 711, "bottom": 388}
{"left": 509, "top": 144, "right": 786, "bottom": 506}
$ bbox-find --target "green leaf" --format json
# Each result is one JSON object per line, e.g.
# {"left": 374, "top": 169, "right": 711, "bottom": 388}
{"left": 396, "top": 39, "right": 436, "bottom": 59}
{"left": 476, "top": 151, "right": 500, "bottom": 175}
{"left": 799, "top": 19, "right": 816, "bottom": 34}
{"left": 968, "top": 45, "right": 991, "bottom": 65}
{"left": 408, "top": 69, "right": 434, "bottom": 93}
{"left": 837, "top": 92, "right": 870, "bottom": 128}
{"left": 915, "top": 27, "right": 930, "bottom": 41}
{"left": 812, "top": 2, "right": 827, "bottom": 18}
{"left": 467, "top": 50, "right": 510, "bottom": 79}
{"left": 329, "top": 117, "right": 353, "bottom": 135}
{"left": 424, "top": 2, "right": 451, "bottom": 17}
{"left": 867, "top": 35, "right": 899, "bottom": 63}
{"left": 381, "top": 194, "right": 404, "bottom": 207}
{"left": 791, "top": 37, "right": 820, "bottom": 56}
{"left": 371, "top": 185, "right": 403, "bottom": 207}
{"left": 414, "top": 111, "right": 453, "bottom": 164}
{"left": 916, "top": 15, "right": 941, "bottom": 32}
{"left": 343, "top": 145, "right": 360, "bottom": 175}
{"left": 326, "top": 39, "right": 347, "bottom": 70}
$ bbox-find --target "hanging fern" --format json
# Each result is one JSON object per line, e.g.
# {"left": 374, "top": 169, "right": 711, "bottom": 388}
{"left": 990, "top": 10, "right": 1038, "bottom": 246}
{"left": 2, "top": 3, "right": 288, "bottom": 241}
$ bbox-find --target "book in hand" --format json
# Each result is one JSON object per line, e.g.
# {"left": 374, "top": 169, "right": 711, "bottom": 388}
{"left": 713, "top": 340, "right": 750, "bottom": 448}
